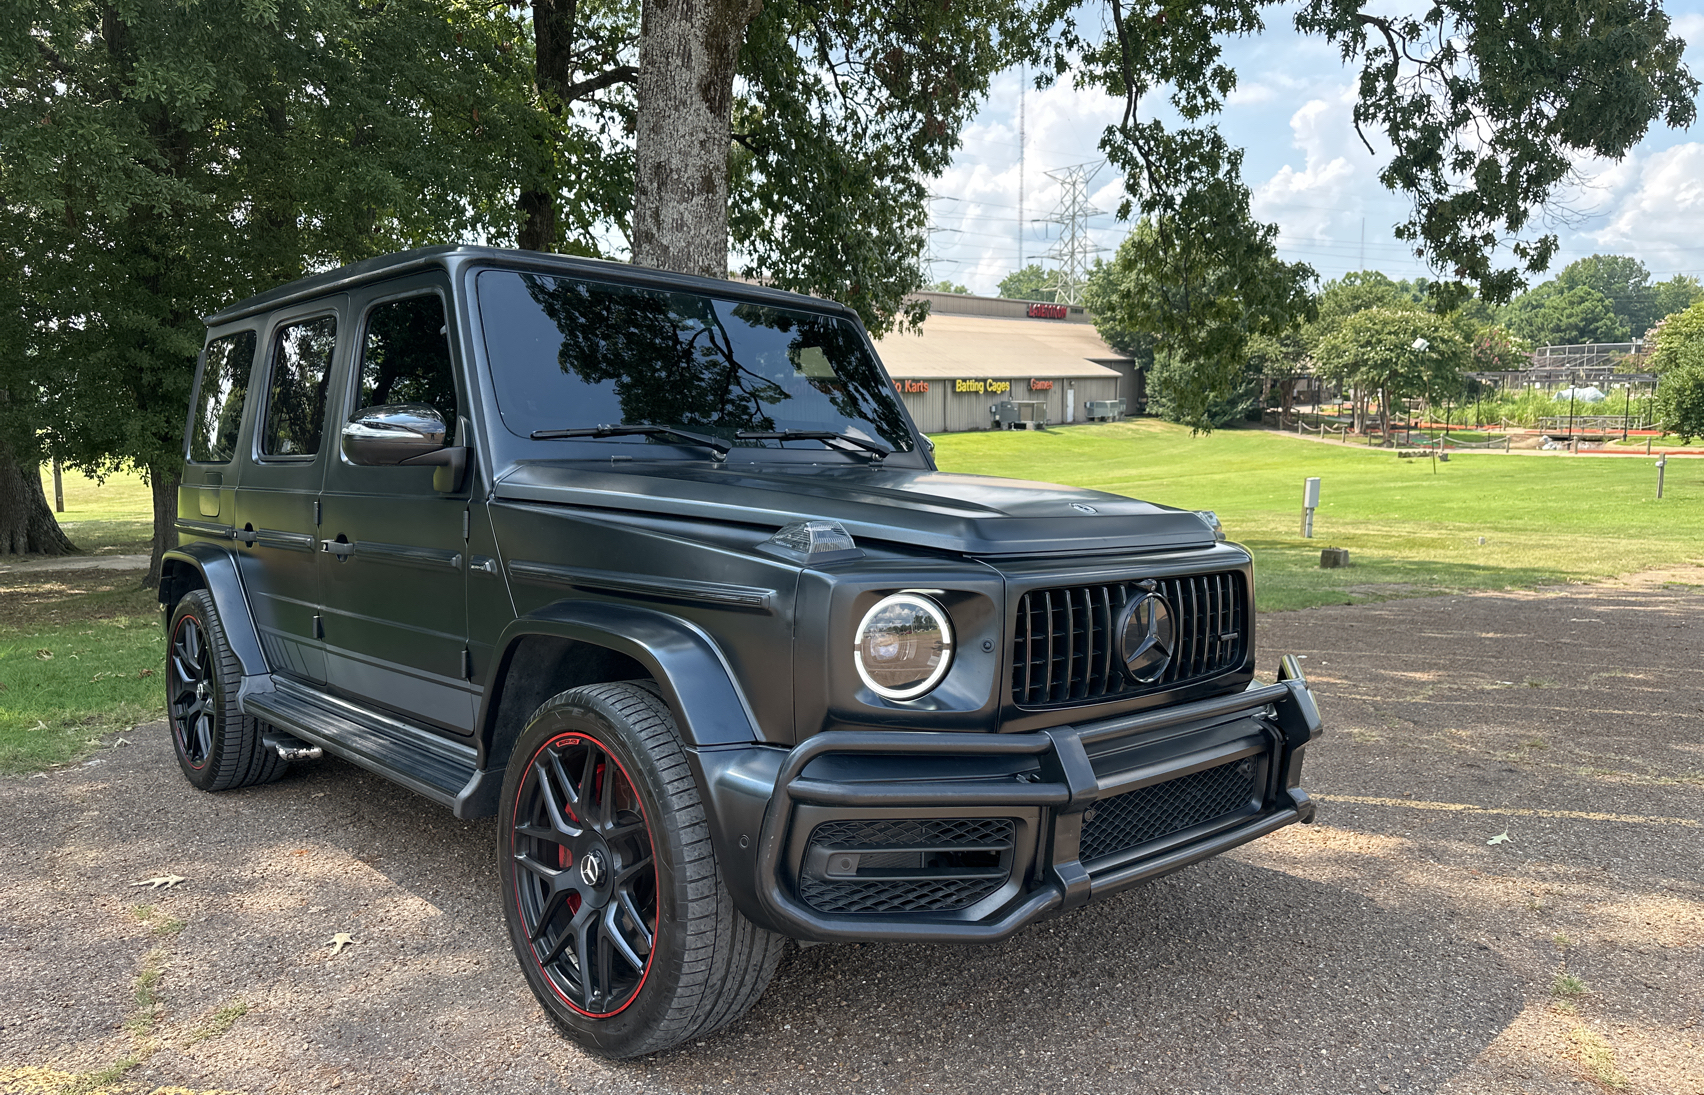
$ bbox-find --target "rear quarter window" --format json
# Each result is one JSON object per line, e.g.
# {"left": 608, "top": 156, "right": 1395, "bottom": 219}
{"left": 189, "top": 331, "right": 257, "bottom": 463}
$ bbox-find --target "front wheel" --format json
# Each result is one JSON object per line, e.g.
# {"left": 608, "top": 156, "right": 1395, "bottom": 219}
{"left": 498, "top": 682, "right": 783, "bottom": 1057}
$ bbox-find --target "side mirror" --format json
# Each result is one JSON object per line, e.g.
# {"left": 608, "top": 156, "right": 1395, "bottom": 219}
{"left": 341, "top": 404, "right": 467, "bottom": 491}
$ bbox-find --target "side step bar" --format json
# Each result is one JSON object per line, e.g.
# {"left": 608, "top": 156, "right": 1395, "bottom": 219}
{"left": 245, "top": 678, "right": 481, "bottom": 811}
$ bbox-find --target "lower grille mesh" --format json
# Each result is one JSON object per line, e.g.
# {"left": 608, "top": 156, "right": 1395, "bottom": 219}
{"left": 799, "top": 817, "right": 1014, "bottom": 915}
{"left": 1078, "top": 756, "right": 1260, "bottom": 864}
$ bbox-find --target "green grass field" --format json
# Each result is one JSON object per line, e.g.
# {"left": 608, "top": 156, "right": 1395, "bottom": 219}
{"left": 932, "top": 420, "right": 1704, "bottom": 611}
{"left": 4, "top": 428, "right": 1702, "bottom": 773}
{"left": 0, "top": 571, "right": 164, "bottom": 773}
{"left": 37, "top": 464, "right": 156, "bottom": 555}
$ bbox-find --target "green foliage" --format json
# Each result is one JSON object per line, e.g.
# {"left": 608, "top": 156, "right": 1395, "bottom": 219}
{"left": 1309, "top": 272, "right": 1424, "bottom": 346}
{"left": 1649, "top": 300, "right": 1704, "bottom": 375}
{"left": 927, "top": 280, "right": 973, "bottom": 295}
{"left": 1470, "top": 326, "right": 1532, "bottom": 373}
{"left": 1556, "top": 254, "right": 1659, "bottom": 336}
{"left": 3, "top": 0, "right": 542, "bottom": 525}
{"left": 1029, "top": 0, "right": 1695, "bottom": 329}
{"left": 1086, "top": 217, "right": 1313, "bottom": 432}
{"left": 731, "top": 0, "right": 1027, "bottom": 335}
{"left": 997, "top": 265, "right": 1057, "bottom": 302}
{"left": 1506, "top": 284, "right": 1632, "bottom": 347}
{"left": 1652, "top": 365, "right": 1704, "bottom": 444}
{"left": 1314, "top": 308, "right": 1470, "bottom": 408}
{"left": 1652, "top": 275, "right": 1704, "bottom": 322}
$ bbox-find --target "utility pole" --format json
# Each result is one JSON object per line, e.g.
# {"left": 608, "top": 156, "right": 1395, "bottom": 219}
{"left": 1018, "top": 65, "right": 1025, "bottom": 272}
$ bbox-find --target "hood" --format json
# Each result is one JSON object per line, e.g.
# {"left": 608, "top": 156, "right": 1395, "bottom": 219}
{"left": 493, "top": 461, "right": 1216, "bottom": 556}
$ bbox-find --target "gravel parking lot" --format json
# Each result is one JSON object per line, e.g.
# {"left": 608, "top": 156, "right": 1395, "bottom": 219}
{"left": 2, "top": 574, "right": 1700, "bottom": 1095}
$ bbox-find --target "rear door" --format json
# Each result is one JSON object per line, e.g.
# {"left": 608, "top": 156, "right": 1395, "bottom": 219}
{"left": 315, "top": 276, "right": 475, "bottom": 734}
{"left": 178, "top": 328, "right": 259, "bottom": 541}
{"left": 232, "top": 300, "right": 344, "bottom": 683}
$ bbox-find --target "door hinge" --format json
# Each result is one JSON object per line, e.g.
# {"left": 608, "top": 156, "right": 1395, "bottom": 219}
{"left": 462, "top": 509, "right": 470, "bottom": 541}
{"left": 312, "top": 614, "right": 325, "bottom": 639}
{"left": 460, "top": 648, "right": 473, "bottom": 680}
{"left": 314, "top": 499, "right": 322, "bottom": 525}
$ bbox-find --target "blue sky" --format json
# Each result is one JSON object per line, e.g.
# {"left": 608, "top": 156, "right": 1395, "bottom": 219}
{"left": 926, "top": 3, "right": 1704, "bottom": 296}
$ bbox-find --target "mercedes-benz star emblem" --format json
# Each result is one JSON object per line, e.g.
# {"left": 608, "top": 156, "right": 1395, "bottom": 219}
{"left": 1069, "top": 503, "right": 1098, "bottom": 514}
{"left": 578, "top": 848, "right": 606, "bottom": 888}
{"left": 1119, "top": 592, "right": 1176, "bottom": 683}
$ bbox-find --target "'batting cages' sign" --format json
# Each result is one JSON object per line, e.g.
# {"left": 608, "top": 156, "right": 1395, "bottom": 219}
{"left": 955, "top": 379, "right": 1014, "bottom": 395}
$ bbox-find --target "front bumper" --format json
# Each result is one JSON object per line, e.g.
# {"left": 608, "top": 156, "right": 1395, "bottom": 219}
{"left": 693, "top": 656, "right": 1323, "bottom": 942}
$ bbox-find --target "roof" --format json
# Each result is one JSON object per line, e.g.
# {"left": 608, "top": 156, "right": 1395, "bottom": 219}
{"left": 204, "top": 246, "right": 853, "bottom": 326}
{"left": 872, "top": 313, "right": 1129, "bottom": 380}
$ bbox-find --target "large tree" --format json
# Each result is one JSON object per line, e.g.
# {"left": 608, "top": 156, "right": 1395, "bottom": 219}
{"left": 3, "top": 0, "right": 529, "bottom": 581}
{"left": 1506, "top": 284, "right": 1633, "bottom": 347}
{"left": 1086, "top": 214, "right": 1314, "bottom": 431}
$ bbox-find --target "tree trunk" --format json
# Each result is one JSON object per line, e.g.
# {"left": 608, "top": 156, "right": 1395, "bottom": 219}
{"left": 631, "top": 0, "right": 762, "bottom": 277}
{"left": 144, "top": 461, "right": 179, "bottom": 589}
{"left": 0, "top": 441, "right": 77, "bottom": 556}
{"left": 1379, "top": 386, "right": 1392, "bottom": 444}
{"left": 1280, "top": 376, "right": 1294, "bottom": 429}
{"left": 518, "top": 0, "right": 580, "bottom": 252}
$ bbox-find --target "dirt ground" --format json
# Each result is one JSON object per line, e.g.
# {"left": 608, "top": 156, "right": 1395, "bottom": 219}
{"left": 1, "top": 577, "right": 1700, "bottom": 1095}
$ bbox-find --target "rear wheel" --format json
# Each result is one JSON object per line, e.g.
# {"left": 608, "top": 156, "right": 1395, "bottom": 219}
{"left": 498, "top": 682, "right": 783, "bottom": 1057}
{"left": 166, "top": 590, "right": 285, "bottom": 791}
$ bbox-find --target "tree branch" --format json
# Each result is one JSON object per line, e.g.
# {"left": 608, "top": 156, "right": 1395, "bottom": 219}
{"left": 561, "top": 64, "right": 637, "bottom": 102}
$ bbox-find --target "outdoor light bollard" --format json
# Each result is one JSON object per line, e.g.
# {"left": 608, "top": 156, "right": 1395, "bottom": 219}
{"left": 1302, "top": 476, "right": 1321, "bottom": 538}
{"left": 1657, "top": 455, "right": 1666, "bottom": 499}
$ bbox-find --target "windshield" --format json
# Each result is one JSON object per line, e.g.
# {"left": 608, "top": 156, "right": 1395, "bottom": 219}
{"left": 476, "top": 270, "right": 915, "bottom": 454}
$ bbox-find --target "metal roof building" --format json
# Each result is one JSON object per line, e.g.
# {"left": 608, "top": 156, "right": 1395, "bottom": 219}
{"left": 870, "top": 292, "right": 1141, "bottom": 433}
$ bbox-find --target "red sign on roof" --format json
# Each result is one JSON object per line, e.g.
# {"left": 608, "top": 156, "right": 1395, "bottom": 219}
{"left": 1027, "top": 302, "right": 1068, "bottom": 319}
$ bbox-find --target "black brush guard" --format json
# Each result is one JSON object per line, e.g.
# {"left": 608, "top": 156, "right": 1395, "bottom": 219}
{"left": 750, "top": 656, "right": 1323, "bottom": 943}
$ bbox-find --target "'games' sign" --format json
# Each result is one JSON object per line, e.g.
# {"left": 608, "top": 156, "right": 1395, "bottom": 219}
{"left": 1027, "top": 303, "right": 1068, "bottom": 319}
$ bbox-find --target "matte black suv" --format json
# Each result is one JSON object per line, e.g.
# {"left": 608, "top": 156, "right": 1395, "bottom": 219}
{"left": 161, "top": 246, "right": 1322, "bottom": 1057}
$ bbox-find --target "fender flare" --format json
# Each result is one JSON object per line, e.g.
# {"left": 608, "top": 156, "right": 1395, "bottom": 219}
{"left": 160, "top": 544, "right": 270, "bottom": 679}
{"left": 479, "top": 600, "right": 764, "bottom": 760}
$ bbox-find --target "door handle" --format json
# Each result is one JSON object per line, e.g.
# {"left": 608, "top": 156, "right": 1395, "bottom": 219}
{"left": 470, "top": 555, "right": 497, "bottom": 574}
{"left": 319, "top": 539, "right": 354, "bottom": 559}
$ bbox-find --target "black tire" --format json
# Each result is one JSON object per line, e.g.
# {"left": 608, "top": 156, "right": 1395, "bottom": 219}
{"left": 498, "top": 682, "right": 785, "bottom": 1057}
{"left": 165, "top": 589, "right": 286, "bottom": 792}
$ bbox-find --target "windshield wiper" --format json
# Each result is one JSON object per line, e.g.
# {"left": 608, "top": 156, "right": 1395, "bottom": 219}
{"left": 736, "top": 429, "right": 891, "bottom": 461}
{"left": 530, "top": 424, "right": 731, "bottom": 458}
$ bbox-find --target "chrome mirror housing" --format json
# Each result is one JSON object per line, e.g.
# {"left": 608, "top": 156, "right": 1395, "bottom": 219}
{"left": 341, "top": 404, "right": 449, "bottom": 466}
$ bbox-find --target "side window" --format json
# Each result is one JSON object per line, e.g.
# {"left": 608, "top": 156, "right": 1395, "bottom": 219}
{"left": 260, "top": 316, "right": 337, "bottom": 457}
{"left": 357, "top": 295, "right": 457, "bottom": 440}
{"left": 188, "top": 331, "right": 256, "bottom": 463}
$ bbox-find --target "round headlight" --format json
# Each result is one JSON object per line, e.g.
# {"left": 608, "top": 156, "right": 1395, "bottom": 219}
{"left": 854, "top": 593, "right": 954, "bottom": 700}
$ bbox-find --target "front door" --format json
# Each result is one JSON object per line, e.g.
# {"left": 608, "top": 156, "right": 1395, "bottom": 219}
{"left": 316, "top": 277, "right": 475, "bottom": 734}
{"left": 233, "top": 301, "right": 344, "bottom": 683}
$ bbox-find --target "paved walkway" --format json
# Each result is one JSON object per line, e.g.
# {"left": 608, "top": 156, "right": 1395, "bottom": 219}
{"left": 0, "top": 553, "right": 149, "bottom": 575}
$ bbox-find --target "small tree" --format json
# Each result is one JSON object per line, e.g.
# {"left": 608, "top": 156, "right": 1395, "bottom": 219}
{"left": 1653, "top": 366, "right": 1704, "bottom": 443}
{"left": 1314, "top": 309, "right": 1469, "bottom": 441}
{"left": 998, "top": 265, "right": 1057, "bottom": 303}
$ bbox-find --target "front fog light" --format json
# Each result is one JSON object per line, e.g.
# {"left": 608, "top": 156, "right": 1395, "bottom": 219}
{"left": 854, "top": 593, "right": 954, "bottom": 700}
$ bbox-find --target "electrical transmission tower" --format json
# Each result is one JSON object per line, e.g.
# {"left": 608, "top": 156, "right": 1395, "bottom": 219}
{"left": 1040, "top": 162, "right": 1106, "bottom": 305}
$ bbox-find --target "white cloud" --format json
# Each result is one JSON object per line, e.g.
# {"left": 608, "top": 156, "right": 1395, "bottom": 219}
{"left": 1581, "top": 143, "right": 1704, "bottom": 275}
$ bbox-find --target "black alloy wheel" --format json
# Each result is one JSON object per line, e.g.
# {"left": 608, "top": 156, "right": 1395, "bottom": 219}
{"left": 510, "top": 731, "right": 658, "bottom": 1018}
{"left": 498, "top": 683, "right": 785, "bottom": 1057}
{"left": 164, "top": 589, "right": 286, "bottom": 792}
{"left": 168, "top": 613, "right": 216, "bottom": 769}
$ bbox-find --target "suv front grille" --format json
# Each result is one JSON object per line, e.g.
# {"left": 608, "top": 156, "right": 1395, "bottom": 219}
{"left": 1078, "top": 755, "right": 1260, "bottom": 864}
{"left": 798, "top": 818, "right": 1014, "bottom": 915}
{"left": 1012, "top": 571, "right": 1246, "bottom": 707}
